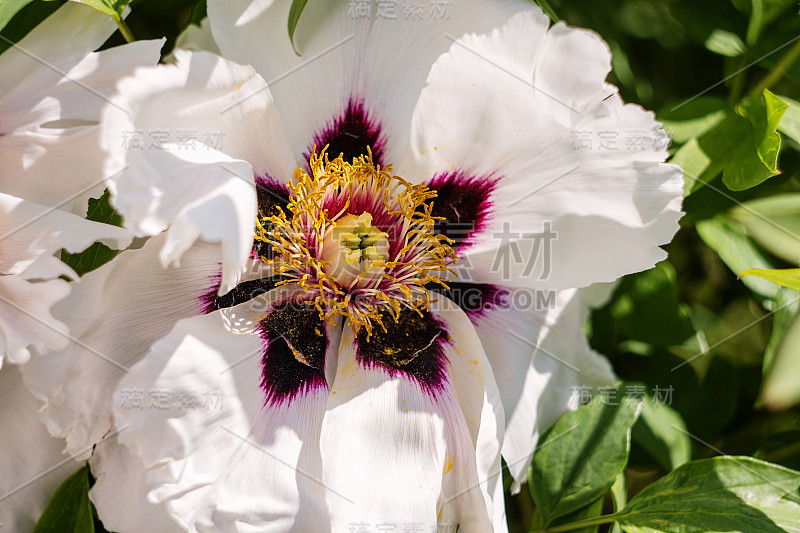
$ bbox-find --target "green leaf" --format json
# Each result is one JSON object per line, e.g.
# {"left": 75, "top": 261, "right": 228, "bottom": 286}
{"left": 547, "top": 496, "right": 606, "bottom": 533}
{"left": 535, "top": 0, "right": 559, "bottom": 22}
{"left": 0, "top": 0, "right": 59, "bottom": 55}
{"left": 673, "top": 138, "right": 712, "bottom": 196}
{"left": 632, "top": 392, "right": 692, "bottom": 471}
{"left": 84, "top": 189, "right": 123, "bottom": 226}
{"left": 76, "top": 0, "right": 116, "bottom": 16}
{"left": 287, "top": 0, "right": 308, "bottom": 55}
{"left": 609, "top": 263, "right": 697, "bottom": 348}
{"left": 609, "top": 473, "right": 626, "bottom": 533}
{"left": 658, "top": 96, "right": 728, "bottom": 145}
{"left": 704, "top": 28, "right": 746, "bottom": 56}
{"left": 763, "top": 288, "right": 800, "bottom": 379}
{"left": 188, "top": 0, "right": 207, "bottom": 25}
{"left": 617, "top": 456, "right": 800, "bottom": 533}
{"left": 730, "top": 193, "right": 800, "bottom": 265}
{"left": 722, "top": 90, "right": 788, "bottom": 191}
{"left": 33, "top": 465, "right": 94, "bottom": 533}
{"left": 680, "top": 91, "right": 787, "bottom": 194}
{"left": 530, "top": 393, "right": 642, "bottom": 527}
{"left": 53, "top": 0, "right": 129, "bottom": 17}
{"left": 0, "top": 0, "right": 34, "bottom": 31}
{"left": 740, "top": 268, "right": 800, "bottom": 291}
{"left": 696, "top": 214, "right": 780, "bottom": 300}
{"left": 669, "top": 0, "right": 747, "bottom": 46}
{"left": 778, "top": 95, "right": 800, "bottom": 145}
{"left": 762, "top": 311, "right": 800, "bottom": 410}
{"left": 747, "top": 0, "right": 796, "bottom": 45}
{"left": 61, "top": 242, "right": 117, "bottom": 277}
{"left": 61, "top": 190, "right": 124, "bottom": 277}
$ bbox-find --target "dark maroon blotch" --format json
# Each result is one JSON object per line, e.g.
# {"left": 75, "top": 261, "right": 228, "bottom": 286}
{"left": 309, "top": 98, "right": 386, "bottom": 166}
{"left": 201, "top": 276, "right": 283, "bottom": 314}
{"left": 254, "top": 176, "right": 291, "bottom": 260}
{"left": 259, "top": 301, "right": 328, "bottom": 406}
{"left": 427, "top": 171, "right": 497, "bottom": 251}
{"left": 356, "top": 309, "right": 450, "bottom": 395}
{"left": 431, "top": 282, "right": 510, "bottom": 322}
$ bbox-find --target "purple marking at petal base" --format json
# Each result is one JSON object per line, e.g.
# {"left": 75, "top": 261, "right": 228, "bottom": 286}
{"left": 356, "top": 309, "right": 451, "bottom": 396}
{"left": 256, "top": 176, "right": 290, "bottom": 216}
{"left": 254, "top": 176, "right": 290, "bottom": 259}
{"left": 259, "top": 300, "right": 328, "bottom": 407}
{"left": 432, "top": 282, "right": 511, "bottom": 323}
{"left": 201, "top": 276, "right": 283, "bottom": 314}
{"left": 199, "top": 271, "right": 223, "bottom": 314}
{"left": 309, "top": 98, "right": 387, "bottom": 166}
{"left": 427, "top": 171, "right": 498, "bottom": 251}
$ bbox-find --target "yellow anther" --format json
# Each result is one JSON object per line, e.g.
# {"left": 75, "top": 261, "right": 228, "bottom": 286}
{"left": 253, "top": 147, "right": 455, "bottom": 338}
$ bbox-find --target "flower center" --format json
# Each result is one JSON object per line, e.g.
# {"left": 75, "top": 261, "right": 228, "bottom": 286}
{"left": 254, "top": 148, "right": 454, "bottom": 336}
{"left": 320, "top": 212, "right": 389, "bottom": 289}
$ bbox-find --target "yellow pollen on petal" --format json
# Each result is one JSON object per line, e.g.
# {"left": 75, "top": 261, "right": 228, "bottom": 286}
{"left": 443, "top": 453, "right": 454, "bottom": 474}
{"left": 254, "top": 147, "right": 455, "bottom": 338}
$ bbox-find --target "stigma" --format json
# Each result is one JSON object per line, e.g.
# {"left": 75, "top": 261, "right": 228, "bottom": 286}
{"left": 320, "top": 212, "right": 389, "bottom": 289}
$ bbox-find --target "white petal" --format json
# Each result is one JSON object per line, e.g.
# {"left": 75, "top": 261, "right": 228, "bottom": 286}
{"left": 0, "top": 2, "right": 116, "bottom": 96}
{"left": 470, "top": 286, "right": 616, "bottom": 487}
{"left": 0, "top": 3, "right": 162, "bottom": 215}
{"left": 404, "top": 11, "right": 683, "bottom": 290}
{"left": 102, "top": 50, "right": 296, "bottom": 292}
{"left": 102, "top": 49, "right": 296, "bottom": 183}
{"left": 119, "top": 144, "right": 257, "bottom": 294}
{"left": 320, "top": 297, "right": 496, "bottom": 531}
{"left": 0, "top": 193, "right": 131, "bottom": 278}
{"left": 1, "top": 39, "right": 163, "bottom": 134}
{"left": 438, "top": 294, "right": 507, "bottom": 531}
{"left": 20, "top": 233, "right": 225, "bottom": 456}
{"left": 208, "top": 0, "right": 534, "bottom": 165}
{"left": 0, "top": 128, "right": 101, "bottom": 217}
{"left": 0, "top": 365, "right": 78, "bottom": 532}
{"left": 89, "top": 436, "right": 182, "bottom": 533}
{"left": 114, "top": 293, "right": 340, "bottom": 531}
{"left": 0, "top": 276, "right": 69, "bottom": 366}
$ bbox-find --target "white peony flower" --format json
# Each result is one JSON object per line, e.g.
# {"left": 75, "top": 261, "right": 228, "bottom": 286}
{"left": 26, "top": 1, "right": 682, "bottom": 531}
{"left": 0, "top": 2, "right": 164, "bottom": 528}
{"left": 0, "top": 2, "right": 164, "bottom": 366}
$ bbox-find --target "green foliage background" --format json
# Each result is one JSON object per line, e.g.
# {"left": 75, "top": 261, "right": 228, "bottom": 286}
{"left": 4, "top": 0, "right": 800, "bottom": 531}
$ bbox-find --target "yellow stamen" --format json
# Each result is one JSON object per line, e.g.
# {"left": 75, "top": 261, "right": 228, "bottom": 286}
{"left": 254, "top": 147, "right": 455, "bottom": 338}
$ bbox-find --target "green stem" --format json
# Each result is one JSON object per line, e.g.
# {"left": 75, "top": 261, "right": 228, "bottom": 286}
{"left": 728, "top": 57, "right": 748, "bottom": 104}
{"left": 747, "top": 37, "right": 800, "bottom": 98}
{"left": 531, "top": 513, "right": 622, "bottom": 533}
{"left": 536, "top": 0, "right": 559, "bottom": 22}
{"left": 112, "top": 13, "right": 135, "bottom": 43}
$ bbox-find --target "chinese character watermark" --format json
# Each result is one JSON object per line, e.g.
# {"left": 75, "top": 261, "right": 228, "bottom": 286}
{"left": 569, "top": 384, "right": 675, "bottom": 407}
{"left": 120, "top": 128, "right": 225, "bottom": 150}
{"left": 490, "top": 221, "right": 557, "bottom": 281}
{"left": 119, "top": 387, "right": 225, "bottom": 410}
{"left": 570, "top": 127, "right": 671, "bottom": 151}
{"left": 347, "top": 0, "right": 452, "bottom": 20}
